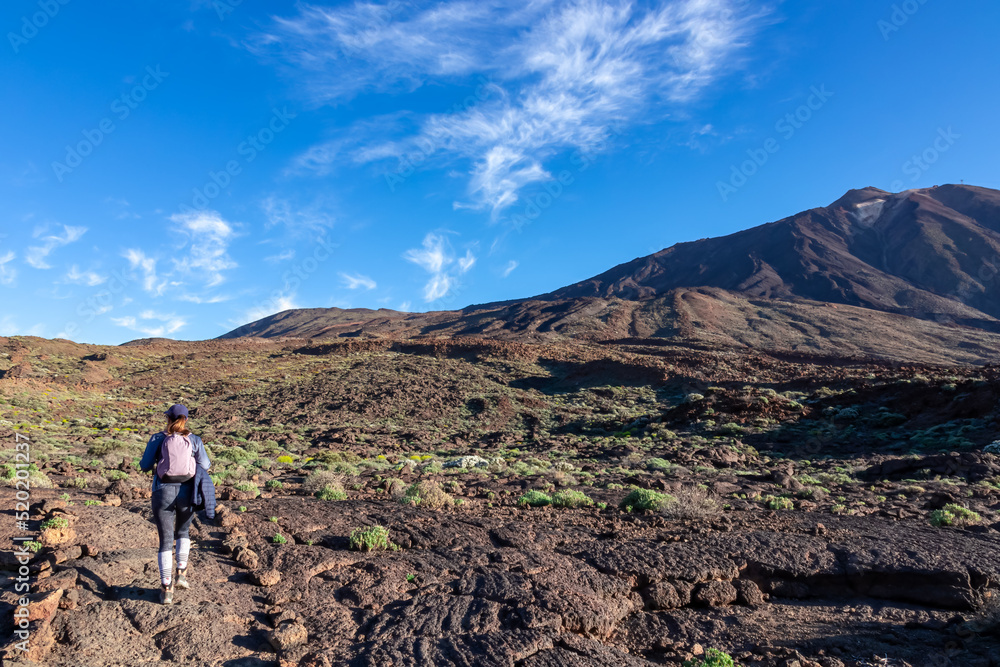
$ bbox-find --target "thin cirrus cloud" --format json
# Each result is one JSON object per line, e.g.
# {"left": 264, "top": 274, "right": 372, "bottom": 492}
{"left": 65, "top": 265, "right": 107, "bottom": 287}
{"left": 339, "top": 272, "right": 377, "bottom": 290}
{"left": 403, "top": 232, "right": 476, "bottom": 302}
{"left": 501, "top": 260, "right": 518, "bottom": 277}
{"left": 258, "top": 0, "right": 772, "bottom": 215}
{"left": 237, "top": 293, "right": 299, "bottom": 327}
{"left": 0, "top": 251, "right": 16, "bottom": 285}
{"left": 111, "top": 310, "right": 188, "bottom": 338}
{"left": 26, "top": 224, "right": 87, "bottom": 269}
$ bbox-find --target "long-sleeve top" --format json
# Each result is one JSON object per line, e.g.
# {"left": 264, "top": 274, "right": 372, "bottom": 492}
{"left": 139, "top": 431, "right": 211, "bottom": 493}
{"left": 192, "top": 466, "right": 217, "bottom": 519}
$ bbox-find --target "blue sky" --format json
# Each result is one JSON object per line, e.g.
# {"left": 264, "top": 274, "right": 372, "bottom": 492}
{"left": 1, "top": 0, "right": 998, "bottom": 344}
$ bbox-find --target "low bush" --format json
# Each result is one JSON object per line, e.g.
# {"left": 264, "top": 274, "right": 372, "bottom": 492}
{"left": 662, "top": 487, "right": 721, "bottom": 521}
{"left": 551, "top": 489, "right": 593, "bottom": 508}
{"left": 518, "top": 490, "right": 552, "bottom": 507}
{"left": 931, "top": 504, "right": 982, "bottom": 527}
{"left": 683, "top": 648, "right": 735, "bottom": 667}
{"left": 303, "top": 471, "right": 343, "bottom": 494}
{"left": 646, "top": 458, "right": 673, "bottom": 472}
{"left": 764, "top": 495, "right": 794, "bottom": 511}
{"left": 620, "top": 489, "right": 675, "bottom": 513}
{"left": 233, "top": 481, "right": 260, "bottom": 498}
{"left": 399, "top": 481, "right": 452, "bottom": 509}
{"left": 40, "top": 516, "right": 69, "bottom": 530}
{"left": 349, "top": 525, "right": 397, "bottom": 552}
{"left": 315, "top": 483, "right": 347, "bottom": 501}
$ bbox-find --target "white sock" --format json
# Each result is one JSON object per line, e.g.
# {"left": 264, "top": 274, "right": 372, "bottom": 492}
{"left": 176, "top": 538, "right": 191, "bottom": 571}
{"left": 158, "top": 551, "right": 172, "bottom": 586}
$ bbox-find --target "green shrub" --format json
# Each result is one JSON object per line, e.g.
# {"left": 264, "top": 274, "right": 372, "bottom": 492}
{"left": 276, "top": 455, "right": 295, "bottom": 465}
{"left": 349, "top": 525, "right": 397, "bottom": 552}
{"left": 84, "top": 500, "right": 101, "bottom": 506}
{"left": 265, "top": 479, "right": 283, "bottom": 490}
{"left": 24, "top": 540, "right": 42, "bottom": 553}
{"left": 931, "top": 504, "right": 982, "bottom": 527}
{"left": 105, "top": 470, "right": 127, "bottom": 482}
{"left": 683, "top": 648, "right": 736, "bottom": 667}
{"left": 233, "top": 481, "right": 260, "bottom": 498}
{"left": 764, "top": 495, "right": 794, "bottom": 511}
{"left": 40, "top": 516, "right": 69, "bottom": 530}
{"left": 645, "top": 458, "right": 673, "bottom": 472}
{"left": 518, "top": 490, "right": 552, "bottom": 507}
{"left": 718, "top": 422, "right": 745, "bottom": 435}
{"left": 315, "top": 484, "right": 347, "bottom": 501}
{"left": 272, "top": 533, "right": 287, "bottom": 544}
{"left": 551, "top": 489, "right": 593, "bottom": 508}
{"left": 619, "top": 488, "right": 674, "bottom": 513}
{"left": 399, "top": 481, "right": 452, "bottom": 509}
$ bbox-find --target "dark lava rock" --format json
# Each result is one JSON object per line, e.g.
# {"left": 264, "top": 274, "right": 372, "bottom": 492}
{"left": 692, "top": 581, "right": 738, "bottom": 607}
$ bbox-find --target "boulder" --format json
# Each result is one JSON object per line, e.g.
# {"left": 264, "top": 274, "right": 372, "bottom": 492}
{"left": 734, "top": 579, "right": 766, "bottom": 607}
{"left": 692, "top": 581, "right": 738, "bottom": 607}
{"left": 269, "top": 621, "right": 308, "bottom": 651}
{"left": 253, "top": 569, "right": 282, "bottom": 587}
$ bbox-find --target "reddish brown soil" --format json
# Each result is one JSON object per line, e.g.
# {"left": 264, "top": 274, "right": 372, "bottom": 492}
{"left": 0, "top": 335, "right": 999, "bottom": 666}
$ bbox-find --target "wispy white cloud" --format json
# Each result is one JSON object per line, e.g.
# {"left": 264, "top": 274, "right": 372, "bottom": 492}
{"left": 265, "top": 0, "right": 771, "bottom": 214}
{"left": 26, "top": 225, "right": 87, "bottom": 269}
{"left": 262, "top": 196, "right": 335, "bottom": 236}
{"left": 501, "top": 259, "right": 518, "bottom": 277}
{"left": 265, "top": 249, "right": 296, "bottom": 263}
{"left": 123, "top": 249, "right": 166, "bottom": 296}
{"left": 111, "top": 310, "right": 188, "bottom": 338}
{"left": 170, "top": 211, "right": 238, "bottom": 287}
{"left": 0, "top": 251, "right": 16, "bottom": 285}
{"left": 65, "top": 265, "right": 107, "bottom": 287}
{"left": 237, "top": 293, "right": 299, "bottom": 326}
{"left": 340, "top": 272, "right": 376, "bottom": 290}
{"left": 457, "top": 249, "right": 476, "bottom": 273}
{"left": 403, "top": 232, "right": 476, "bottom": 302}
{"left": 398, "top": 301, "right": 412, "bottom": 312}
{"left": 178, "top": 293, "right": 233, "bottom": 304}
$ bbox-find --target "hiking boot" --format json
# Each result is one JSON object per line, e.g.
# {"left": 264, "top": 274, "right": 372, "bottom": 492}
{"left": 175, "top": 569, "right": 189, "bottom": 590}
{"left": 160, "top": 584, "right": 174, "bottom": 605}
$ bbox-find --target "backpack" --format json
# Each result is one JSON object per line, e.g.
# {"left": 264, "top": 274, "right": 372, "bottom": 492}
{"left": 157, "top": 432, "right": 196, "bottom": 483}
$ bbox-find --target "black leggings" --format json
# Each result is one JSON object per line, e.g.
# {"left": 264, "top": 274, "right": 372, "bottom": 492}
{"left": 151, "top": 483, "right": 195, "bottom": 552}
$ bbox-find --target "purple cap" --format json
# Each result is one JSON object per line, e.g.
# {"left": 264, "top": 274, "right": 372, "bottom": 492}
{"left": 164, "top": 404, "right": 189, "bottom": 419}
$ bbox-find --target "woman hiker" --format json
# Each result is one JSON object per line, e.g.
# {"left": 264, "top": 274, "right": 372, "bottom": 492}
{"left": 140, "top": 403, "right": 211, "bottom": 605}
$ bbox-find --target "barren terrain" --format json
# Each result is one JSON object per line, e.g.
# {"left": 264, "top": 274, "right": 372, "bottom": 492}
{"left": 1, "top": 335, "right": 999, "bottom": 666}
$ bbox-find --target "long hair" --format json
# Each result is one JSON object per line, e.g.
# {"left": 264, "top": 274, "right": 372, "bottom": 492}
{"left": 166, "top": 416, "right": 191, "bottom": 436}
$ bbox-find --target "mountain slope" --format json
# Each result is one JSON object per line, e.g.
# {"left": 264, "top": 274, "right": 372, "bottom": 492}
{"left": 220, "top": 185, "right": 1000, "bottom": 364}
{"left": 543, "top": 184, "right": 1000, "bottom": 328}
